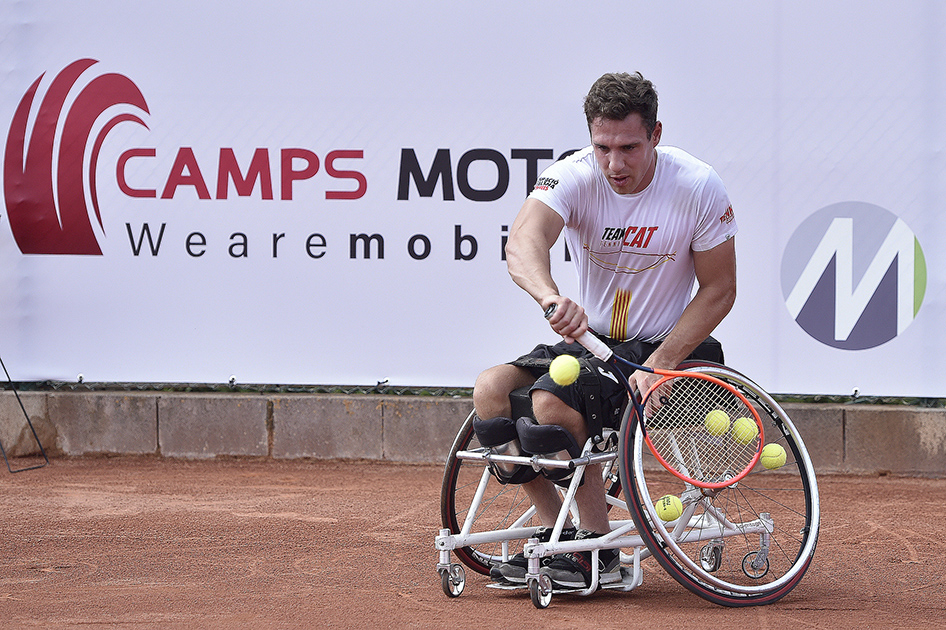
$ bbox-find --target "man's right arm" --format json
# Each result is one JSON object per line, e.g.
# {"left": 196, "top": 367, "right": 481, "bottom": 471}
{"left": 505, "top": 198, "right": 588, "bottom": 342}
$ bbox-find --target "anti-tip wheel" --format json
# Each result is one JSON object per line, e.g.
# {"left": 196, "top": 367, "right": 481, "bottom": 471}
{"left": 742, "top": 552, "right": 769, "bottom": 579}
{"left": 440, "top": 564, "right": 465, "bottom": 598}
{"left": 529, "top": 574, "right": 553, "bottom": 609}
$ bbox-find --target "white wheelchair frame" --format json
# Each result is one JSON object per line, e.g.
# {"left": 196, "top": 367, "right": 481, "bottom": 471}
{"left": 435, "top": 363, "right": 820, "bottom": 609}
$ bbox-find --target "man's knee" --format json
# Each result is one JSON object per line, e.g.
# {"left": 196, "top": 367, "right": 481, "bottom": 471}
{"left": 530, "top": 389, "right": 588, "bottom": 443}
{"left": 473, "top": 365, "right": 531, "bottom": 416}
{"left": 472, "top": 368, "right": 506, "bottom": 414}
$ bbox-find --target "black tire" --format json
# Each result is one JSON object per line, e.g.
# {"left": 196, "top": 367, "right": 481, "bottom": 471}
{"left": 619, "top": 362, "right": 820, "bottom": 606}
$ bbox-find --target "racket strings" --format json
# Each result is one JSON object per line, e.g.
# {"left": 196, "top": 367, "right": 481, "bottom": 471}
{"left": 644, "top": 375, "right": 760, "bottom": 485}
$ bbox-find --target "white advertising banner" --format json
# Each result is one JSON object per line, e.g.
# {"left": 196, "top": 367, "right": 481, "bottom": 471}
{"left": 0, "top": 1, "right": 942, "bottom": 397}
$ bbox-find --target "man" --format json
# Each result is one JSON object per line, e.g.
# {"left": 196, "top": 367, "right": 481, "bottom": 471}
{"left": 472, "top": 72, "right": 737, "bottom": 590}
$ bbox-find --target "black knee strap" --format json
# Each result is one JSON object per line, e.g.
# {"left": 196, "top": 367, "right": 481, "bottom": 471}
{"left": 473, "top": 415, "right": 518, "bottom": 447}
{"left": 472, "top": 416, "right": 538, "bottom": 485}
{"left": 516, "top": 417, "right": 582, "bottom": 483}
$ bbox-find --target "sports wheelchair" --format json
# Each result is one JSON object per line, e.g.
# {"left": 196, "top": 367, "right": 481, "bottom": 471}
{"left": 435, "top": 362, "right": 820, "bottom": 608}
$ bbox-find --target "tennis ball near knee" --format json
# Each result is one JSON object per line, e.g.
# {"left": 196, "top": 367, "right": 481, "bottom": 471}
{"left": 704, "top": 409, "right": 730, "bottom": 436}
{"left": 655, "top": 494, "right": 684, "bottom": 521}
{"left": 549, "top": 354, "right": 581, "bottom": 386}
{"left": 732, "top": 417, "right": 759, "bottom": 445}
{"left": 760, "top": 443, "right": 787, "bottom": 469}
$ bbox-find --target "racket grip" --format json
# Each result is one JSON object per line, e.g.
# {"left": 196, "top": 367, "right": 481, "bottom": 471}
{"left": 575, "top": 331, "right": 613, "bottom": 362}
{"left": 543, "top": 304, "right": 613, "bottom": 361}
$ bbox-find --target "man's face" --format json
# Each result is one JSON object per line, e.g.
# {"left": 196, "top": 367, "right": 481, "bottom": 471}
{"left": 590, "top": 113, "right": 662, "bottom": 195}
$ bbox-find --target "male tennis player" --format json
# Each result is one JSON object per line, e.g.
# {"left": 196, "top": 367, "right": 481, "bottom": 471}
{"left": 472, "top": 72, "right": 738, "bottom": 590}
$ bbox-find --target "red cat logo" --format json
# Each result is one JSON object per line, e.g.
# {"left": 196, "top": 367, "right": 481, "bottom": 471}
{"left": 3, "top": 59, "right": 149, "bottom": 254}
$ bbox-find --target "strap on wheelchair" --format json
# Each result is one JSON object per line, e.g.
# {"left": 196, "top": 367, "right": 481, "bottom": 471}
{"left": 472, "top": 415, "right": 539, "bottom": 485}
{"left": 516, "top": 417, "right": 583, "bottom": 485}
{"left": 577, "top": 358, "right": 605, "bottom": 445}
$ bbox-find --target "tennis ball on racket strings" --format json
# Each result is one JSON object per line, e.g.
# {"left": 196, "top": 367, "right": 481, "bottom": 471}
{"left": 704, "top": 409, "right": 730, "bottom": 436}
{"left": 732, "top": 417, "right": 759, "bottom": 445}
{"left": 549, "top": 354, "right": 581, "bottom": 386}
{"left": 760, "top": 443, "right": 787, "bottom": 469}
{"left": 655, "top": 494, "right": 684, "bottom": 522}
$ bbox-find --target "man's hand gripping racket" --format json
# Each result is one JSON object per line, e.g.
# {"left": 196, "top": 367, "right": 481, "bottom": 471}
{"left": 544, "top": 304, "right": 763, "bottom": 490}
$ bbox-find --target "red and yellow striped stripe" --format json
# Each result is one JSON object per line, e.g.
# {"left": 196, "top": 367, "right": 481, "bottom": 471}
{"left": 609, "top": 288, "right": 632, "bottom": 340}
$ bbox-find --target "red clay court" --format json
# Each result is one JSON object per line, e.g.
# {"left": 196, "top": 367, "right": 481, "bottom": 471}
{"left": 1, "top": 456, "right": 944, "bottom": 628}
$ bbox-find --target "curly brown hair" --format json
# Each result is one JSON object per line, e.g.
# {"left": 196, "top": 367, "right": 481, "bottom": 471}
{"left": 583, "top": 72, "right": 659, "bottom": 138}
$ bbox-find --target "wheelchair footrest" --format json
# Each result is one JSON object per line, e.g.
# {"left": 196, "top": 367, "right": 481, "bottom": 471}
{"left": 484, "top": 566, "right": 642, "bottom": 594}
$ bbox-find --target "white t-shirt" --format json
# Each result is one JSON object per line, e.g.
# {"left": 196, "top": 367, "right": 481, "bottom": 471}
{"left": 529, "top": 145, "right": 737, "bottom": 343}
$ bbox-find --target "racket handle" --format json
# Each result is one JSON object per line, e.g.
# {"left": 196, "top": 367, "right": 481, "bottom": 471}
{"left": 575, "top": 330, "right": 613, "bottom": 362}
{"left": 543, "top": 304, "right": 613, "bottom": 362}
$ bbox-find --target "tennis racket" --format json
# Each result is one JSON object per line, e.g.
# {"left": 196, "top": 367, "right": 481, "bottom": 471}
{"left": 543, "top": 304, "right": 762, "bottom": 489}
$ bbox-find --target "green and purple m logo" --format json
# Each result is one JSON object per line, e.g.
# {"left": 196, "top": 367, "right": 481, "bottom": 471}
{"left": 781, "top": 202, "right": 927, "bottom": 350}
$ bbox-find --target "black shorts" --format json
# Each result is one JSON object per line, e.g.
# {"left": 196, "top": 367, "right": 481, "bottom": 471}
{"left": 509, "top": 334, "right": 724, "bottom": 433}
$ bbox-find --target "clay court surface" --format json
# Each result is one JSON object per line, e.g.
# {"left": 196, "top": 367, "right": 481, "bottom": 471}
{"left": 1, "top": 456, "right": 944, "bottom": 629}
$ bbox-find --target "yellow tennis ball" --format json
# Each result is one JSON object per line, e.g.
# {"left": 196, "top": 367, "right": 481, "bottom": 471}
{"left": 760, "top": 443, "right": 787, "bottom": 469}
{"left": 704, "top": 409, "right": 730, "bottom": 436}
{"left": 655, "top": 494, "right": 684, "bottom": 522}
{"left": 549, "top": 354, "right": 580, "bottom": 386}
{"left": 732, "top": 417, "right": 759, "bottom": 445}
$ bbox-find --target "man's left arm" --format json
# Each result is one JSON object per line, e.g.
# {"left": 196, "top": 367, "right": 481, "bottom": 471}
{"left": 632, "top": 238, "right": 737, "bottom": 390}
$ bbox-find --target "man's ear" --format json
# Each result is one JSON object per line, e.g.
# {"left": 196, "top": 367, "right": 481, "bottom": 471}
{"left": 651, "top": 120, "right": 663, "bottom": 145}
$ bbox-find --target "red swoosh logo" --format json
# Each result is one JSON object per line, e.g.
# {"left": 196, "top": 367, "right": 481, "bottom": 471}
{"left": 4, "top": 59, "right": 149, "bottom": 254}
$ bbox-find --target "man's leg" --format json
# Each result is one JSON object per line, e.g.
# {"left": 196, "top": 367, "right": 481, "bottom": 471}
{"left": 473, "top": 364, "right": 569, "bottom": 525}
{"left": 531, "top": 388, "right": 621, "bottom": 589}
{"left": 474, "top": 364, "right": 577, "bottom": 584}
{"left": 530, "top": 390, "right": 609, "bottom": 534}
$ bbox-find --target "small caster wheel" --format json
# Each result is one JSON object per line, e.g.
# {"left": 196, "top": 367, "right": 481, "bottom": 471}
{"left": 742, "top": 551, "right": 769, "bottom": 579}
{"left": 529, "top": 574, "right": 552, "bottom": 609}
{"left": 441, "top": 563, "right": 465, "bottom": 597}
{"left": 700, "top": 543, "right": 722, "bottom": 572}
